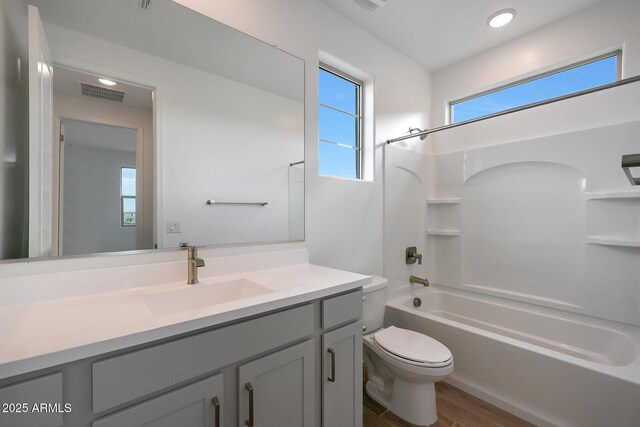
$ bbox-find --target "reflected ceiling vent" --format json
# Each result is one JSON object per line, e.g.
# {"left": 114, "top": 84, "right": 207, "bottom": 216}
{"left": 354, "top": 0, "right": 388, "bottom": 12}
{"left": 121, "top": 0, "right": 151, "bottom": 10}
{"left": 80, "top": 83, "right": 125, "bottom": 103}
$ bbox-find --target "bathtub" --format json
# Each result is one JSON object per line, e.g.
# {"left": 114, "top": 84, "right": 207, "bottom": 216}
{"left": 384, "top": 285, "right": 640, "bottom": 427}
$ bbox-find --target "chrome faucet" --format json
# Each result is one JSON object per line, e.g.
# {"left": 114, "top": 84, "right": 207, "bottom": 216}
{"left": 182, "top": 243, "right": 205, "bottom": 284}
{"left": 409, "top": 275, "right": 429, "bottom": 287}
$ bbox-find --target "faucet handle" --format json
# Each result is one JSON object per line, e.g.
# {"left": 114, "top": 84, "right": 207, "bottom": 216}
{"left": 405, "top": 246, "right": 423, "bottom": 265}
{"left": 180, "top": 242, "right": 190, "bottom": 248}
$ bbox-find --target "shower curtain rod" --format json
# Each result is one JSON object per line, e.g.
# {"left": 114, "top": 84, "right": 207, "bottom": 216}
{"left": 385, "top": 74, "right": 640, "bottom": 145}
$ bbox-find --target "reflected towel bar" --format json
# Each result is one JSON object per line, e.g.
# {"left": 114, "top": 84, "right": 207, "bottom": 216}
{"left": 622, "top": 154, "right": 640, "bottom": 185}
{"left": 206, "top": 200, "right": 268, "bottom": 206}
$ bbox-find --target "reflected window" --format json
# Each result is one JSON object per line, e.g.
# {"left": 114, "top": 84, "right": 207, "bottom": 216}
{"left": 450, "top": 51, "right": 621, "bottom": 124}
{"left": 121, "top": 167, "right": 136, "bottom": 227}
{"left": 319, "top": 65, "right": 362, "bottom": 179}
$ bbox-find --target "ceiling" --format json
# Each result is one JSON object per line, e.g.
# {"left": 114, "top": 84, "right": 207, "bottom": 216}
{"left": 31, "top": 0, "right": 304, "bottom": 102}
{"left": 319, "top": 0, "right": 609, "bottom": 71}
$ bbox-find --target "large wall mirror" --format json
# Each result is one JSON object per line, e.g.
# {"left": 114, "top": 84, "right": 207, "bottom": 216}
{"left": 0, "top": 0, "right": 305, "bottom": 262}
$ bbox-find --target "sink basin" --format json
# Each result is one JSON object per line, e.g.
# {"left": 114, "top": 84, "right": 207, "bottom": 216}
{"left": 144, "top": 278, "right": 273, "bottom": 316}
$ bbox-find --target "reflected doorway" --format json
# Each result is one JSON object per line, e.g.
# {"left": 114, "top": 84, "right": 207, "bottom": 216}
{"left": 53, "top": 66, "right": 154, "bottom": 256}
{"left": 59, "top": 119, "right": 139, "bottom": 255}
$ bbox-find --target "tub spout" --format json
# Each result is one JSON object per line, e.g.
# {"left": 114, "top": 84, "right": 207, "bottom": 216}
{"left": 410, "top": 275, "right": 429, "bottom": 286}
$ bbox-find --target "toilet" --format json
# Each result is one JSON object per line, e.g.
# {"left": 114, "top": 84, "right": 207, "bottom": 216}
{"left": 363, "top": 277, "right": 454, "bottom": 426}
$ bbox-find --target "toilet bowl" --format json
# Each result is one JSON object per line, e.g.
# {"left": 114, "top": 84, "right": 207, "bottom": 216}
{"left": 363, "top": 277, "right": 453, "bottom": 425}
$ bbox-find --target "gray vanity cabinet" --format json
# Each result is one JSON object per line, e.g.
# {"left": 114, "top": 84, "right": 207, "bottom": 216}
{"left": 0, "top": 373, "right": 64, "bottom": 427}
{"left": 322, "top": 322, "right": 363, "bottom": 427}
{"left": 238, "top": 340, "right": 315, "bottom": 427}
{"left": 92, "top": 374, "right": 223, "bottom": 427}
{"left": 0, "top": 288, "right": 365, "bottom": 427}
{"left": 321, "top": 290, "right": 363, "bottom": 427}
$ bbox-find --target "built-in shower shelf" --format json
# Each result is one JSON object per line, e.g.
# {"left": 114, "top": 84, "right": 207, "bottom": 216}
{"left": 586, "top": 191, "right": 640, "bottom": 200}
{"left": 426, "top": 198, "right": 461, "bottom": 204}
{"left": 427, "top": 229, "right": 461, "bottom": 236}
{"left": 586, "top": 236, "right": 640, "bottom": 247}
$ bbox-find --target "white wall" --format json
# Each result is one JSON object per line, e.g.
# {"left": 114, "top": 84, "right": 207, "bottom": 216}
{"left": 160, "top": 67, "right": 303, "bottom": 248}
{"left": 174, "top": 0, "right": 432, "bottom": 275}
{"left": 430, "top": 0, "right": 640, "bottom": 129}
{"left": 0, "top": 0, "right": 29, "bottom": 259}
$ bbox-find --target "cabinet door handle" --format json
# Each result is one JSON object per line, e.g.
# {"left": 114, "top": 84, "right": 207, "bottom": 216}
{"left": 211, "top": 396, "right": 221, "bottom": 427}
{"left": 327, "top": 348, "right": 336, "bottom": 382}
{"left": 622, "top": 154, "right": 640, "bottom": 185}
{"left": 245, "top": 382, "right": 254, "bottom": 426}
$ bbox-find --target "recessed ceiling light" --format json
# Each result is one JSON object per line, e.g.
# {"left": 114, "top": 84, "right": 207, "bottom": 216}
{"left": 488, "top": 9, "right": 516, "bottom": 28}
{"left": 98, "top": 78, "right": 117, "bottom": 86}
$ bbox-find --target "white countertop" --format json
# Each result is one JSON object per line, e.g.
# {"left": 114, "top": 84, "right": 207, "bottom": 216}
{"left": 0, "top": 251, "right": 370, "bottom": 380}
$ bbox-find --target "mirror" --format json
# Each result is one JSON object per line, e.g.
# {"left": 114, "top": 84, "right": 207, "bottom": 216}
{"left": 0, "top": 0, "right": 305, "bottom": 261}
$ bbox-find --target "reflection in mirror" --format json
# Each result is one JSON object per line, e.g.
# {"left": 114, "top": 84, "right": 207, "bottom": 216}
{"left": 0, "top": 0, "right": 304, "bottom": 262}
{"left": 55, "top": 67, "right": 154, "bottom": 256}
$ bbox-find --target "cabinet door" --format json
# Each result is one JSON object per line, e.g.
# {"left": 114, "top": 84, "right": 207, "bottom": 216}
{"left": 92, "top": 374, "right": 223, "bottom": 427}
{"left": 238, "top": 340, "right": 315, "bottom": 427}
{"left": 322, "top": 322, "right": 363, "bottom": 427}
{"left": 0, "top": 373, "right": 63, "bottom": 427}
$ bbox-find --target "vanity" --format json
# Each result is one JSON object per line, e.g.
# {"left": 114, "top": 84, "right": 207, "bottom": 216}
{"left": 0, "top": 249, "right": 367, "bottom": 427}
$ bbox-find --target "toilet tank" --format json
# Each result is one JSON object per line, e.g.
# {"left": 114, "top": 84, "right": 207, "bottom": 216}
{"left": 363, "top": 276, "right": 388, "bottom": 334}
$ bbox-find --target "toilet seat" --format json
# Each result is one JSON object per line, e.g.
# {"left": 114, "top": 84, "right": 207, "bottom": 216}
{"left": 373, "top": 326, "right": 452, "bottom": 368}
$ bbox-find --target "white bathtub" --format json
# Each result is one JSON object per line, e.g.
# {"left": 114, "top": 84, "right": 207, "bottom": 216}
{"left": 385, "top": 285, "right": 640, "bottom": 427}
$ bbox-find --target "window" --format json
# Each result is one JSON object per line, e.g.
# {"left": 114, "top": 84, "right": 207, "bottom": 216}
{"left": 121, "top": 167, "right": 136, "bottom": 227}
{"left": 450, "top": 51, "right": 621, "bottom": 124}
{"left": 319, "top": 65, "right": 362, "bottom": 179}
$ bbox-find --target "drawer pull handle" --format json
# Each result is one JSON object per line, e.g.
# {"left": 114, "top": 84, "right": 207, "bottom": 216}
{"left": 328, "top": 348, "right": 336, "bottom": 382}
{"left": 211, "top": 396, "right": 221, "bottom": 427}
{"left": 245, "top": 382, "right": 254, "bottom": 426}
{"left": 622, "top": 153, "right": 640, "bottom": 185}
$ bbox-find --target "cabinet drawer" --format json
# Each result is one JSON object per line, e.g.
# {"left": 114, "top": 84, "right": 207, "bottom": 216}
{"left": 322, "top": 289, "right": 362, "bottom": 330}
{"left": 0, "top": 373, "right": 63, "bottom": 427}
{"left": 93, "top": 304, "right": 313, "bottom": 413}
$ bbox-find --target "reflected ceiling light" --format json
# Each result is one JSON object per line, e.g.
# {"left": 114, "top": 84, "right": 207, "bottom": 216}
{"left": 353, "top": 0, "right": 389, "bottom": 12}
{"left": 488, "top": 9, "right": 516, "bottom": 28}
{"left": 98, "top": 78, "right": 117, "bottom": 86}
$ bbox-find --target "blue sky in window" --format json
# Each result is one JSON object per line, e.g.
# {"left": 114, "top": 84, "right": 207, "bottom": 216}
{"left": 319, "top": 143, "right": 357, "bottom": 178}
{"left": 122, "top": 198, "right": 136, "bottom": 212}
{"left": 319, "top": 107, "right": 357, "bottom": 147}
{"left": 453, "top": 55, "right": 618, "bottom": 123}
{"left": 121, "top": 168, "right": 136, "bottom": 196}
{"left": 319, "top": 68, "right": 359, "bottom": 178}
{"left": 319, "top": 69, "right": 357, "bottom": 113}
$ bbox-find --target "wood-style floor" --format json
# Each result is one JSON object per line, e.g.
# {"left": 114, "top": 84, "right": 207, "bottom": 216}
{"left": 363, "top": 382, "right": 535, "bottom": 427}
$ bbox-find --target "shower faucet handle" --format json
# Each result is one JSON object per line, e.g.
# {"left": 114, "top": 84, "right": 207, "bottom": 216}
{"left": 405, "top": 247, "right": 423, "bottom": 265}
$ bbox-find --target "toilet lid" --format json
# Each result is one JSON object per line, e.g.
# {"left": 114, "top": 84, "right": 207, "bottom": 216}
{"left": 374, "top": 326, "right": 452, "bottom": 365}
